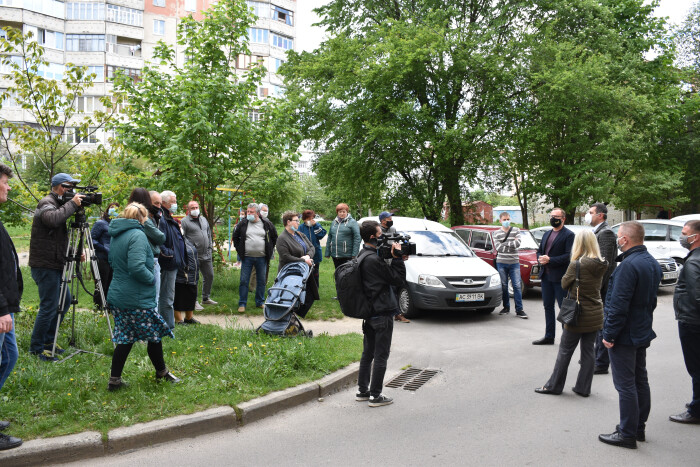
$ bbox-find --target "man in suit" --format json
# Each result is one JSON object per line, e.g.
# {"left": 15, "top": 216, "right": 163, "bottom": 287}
{"left": 586, "top": 202, "right": 618, "bottom": 374}
{"left": 533, "top": 207, "right": 575, "bottom": 345}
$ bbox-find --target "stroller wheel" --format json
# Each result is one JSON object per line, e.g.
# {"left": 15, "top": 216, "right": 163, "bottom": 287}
{"left": 305, "top": 330, "right": 313, "bottom": 338}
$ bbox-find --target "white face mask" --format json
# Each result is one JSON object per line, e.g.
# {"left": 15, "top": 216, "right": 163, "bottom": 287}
{"left": 584, "top": 213, "right": 593, "bottom": 225}
{"left": 169, "top": 203, "right": 177, "bottom": 213}
{"left": 260, "top": 210, "right": 268, "bottom": 218}
{"left": 305, "top": 221, "right": 312, "bottom": 226}
{"left": 190, "top": 209, "right": 200, "bottom": 217}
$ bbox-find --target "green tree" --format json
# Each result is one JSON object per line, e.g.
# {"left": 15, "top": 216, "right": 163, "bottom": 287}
{"left": 113, "top": 0, "right": 299, "bottom": 225}
{"left": 283, "top": 0, "right": 528, "bottom": 224}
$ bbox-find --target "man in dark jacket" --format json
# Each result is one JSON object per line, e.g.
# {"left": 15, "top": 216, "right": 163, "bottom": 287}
{"left": 669, "top": 220, "right": 700, "bottom": 425}
{"left": 356, "top": 220, "right": 406, "bottom": 407}
{"left": 28, "top": 173, "right": 84, "bottom": 361}
{"left": 232, "top": 203, "right": 278, "bottom": 313}
{"left": 0, "top": 164, "right": 23, "bottom": 450}
{"left": 181, "top": 200, "right": 216, "bottom": 308}
{"left": 599, "top": 221, "right": 661, "bottom": 449}
{"left": 534, "top": 208, "right": 575, "bottom": 345}
{"left": 158, "top": 190, "right": 185, "bottom": 329}
{"left": 587, "top": 202, "right": 618, "bottom": 374}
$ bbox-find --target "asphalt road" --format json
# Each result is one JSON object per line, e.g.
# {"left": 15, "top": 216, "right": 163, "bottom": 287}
{"left": 61, "top": 286, "right": 700, "bottom": 466}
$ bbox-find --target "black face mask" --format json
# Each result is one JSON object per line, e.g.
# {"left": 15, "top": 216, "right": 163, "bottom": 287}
{"left": 550, "top": 217, "right": 563, "bottom": 228}
{"left": 149, "top": 206, "right": 161, "bottom": 217}
{"left": 385, "top": 221, "right": 393, "bottom": 229}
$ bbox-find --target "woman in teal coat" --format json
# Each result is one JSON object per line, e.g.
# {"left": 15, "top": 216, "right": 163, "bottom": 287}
{"left": 325, "top": 202, "right": 361, "bottom": 269}
{"left": 106, "top": 202, "right": 179, "bottom": 391}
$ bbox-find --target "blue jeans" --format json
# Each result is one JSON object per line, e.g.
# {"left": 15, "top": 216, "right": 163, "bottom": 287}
{"left": 159, "top": 267, "right": 177, "bottom": 329}
{"left": 239, "top": 256, "right": 267, "bottom": 307}
{"left": 30, "top": 267, "right": 71, "bottom": 354}
{"left": 609, "top": 344, "right": 651, "bottom": 438}
{"left": 0, "top": 314, "right": 18, "bottom": 391}
{"left": 541, "top": 276, "right": 564, "bottom": 339}
{"left": 497, "top": 263, "right": 523, "bottom": 311}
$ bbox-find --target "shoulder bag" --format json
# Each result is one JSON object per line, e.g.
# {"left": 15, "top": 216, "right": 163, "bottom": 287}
{"left": 557, "top": 260, "right": 581, "bottom": 326}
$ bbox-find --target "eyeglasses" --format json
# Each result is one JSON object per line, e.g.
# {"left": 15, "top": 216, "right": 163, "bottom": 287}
{"left": 550, "top": 215, "right": 563, "bottom": 219}
{"left": 290, "top": 218, "right": 299, "bottom": 223}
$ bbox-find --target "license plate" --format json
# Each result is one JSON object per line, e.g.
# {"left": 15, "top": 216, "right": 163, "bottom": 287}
{"left": 663, "top": 272, "right": 678, "bottom": 280}
{"left": 456, "top": 293, "right": 484, "bottom": 302}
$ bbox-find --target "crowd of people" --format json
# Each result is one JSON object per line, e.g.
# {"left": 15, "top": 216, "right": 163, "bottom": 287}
{"left": 0, "top": 166, "right": 698, "bottom": 450}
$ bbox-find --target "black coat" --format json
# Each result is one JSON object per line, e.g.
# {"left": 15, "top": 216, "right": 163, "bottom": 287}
{"left": 674, "top": 247, "right": 700, "bottom": 326}
{"left": 158, "top": 208, "right": 185, "bottom": 271}
{"left": 537, "top": 227, "right": 575, "bottom": 282}
{"left": 0, "top": 220, "right": 23, "bottom": 317}
{"left": 232, "top": 217, "right": 278, "bottom": 261}
{"left": 358, "top": 246, "right": 406, "bottom": 316}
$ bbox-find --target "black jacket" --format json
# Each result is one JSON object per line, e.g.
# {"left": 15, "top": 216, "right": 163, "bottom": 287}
{"left": 0, "top": 220, "right": 23, "bottom": 317}
{"left": 358, "top": 245, "right": 406, "bottom": 316}
{"left": 158, "top": 208, "right": 185, "bottom": 271}
{"left": 537, "top": 227, "right": 575, "bottom": 282}
{"left": 595, "top": 222, "right": 618, "bottom": 296}
{"left": 28, "top": 192, "right": 78, "bottom": 270}
{"left": 232, "top": 217, "right": 278, "bottom": 261}
{"left": 674, "top": 247, "right": 700, "bottom": 326}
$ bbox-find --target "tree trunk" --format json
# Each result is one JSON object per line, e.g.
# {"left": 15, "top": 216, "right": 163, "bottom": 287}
{"left": 444, "top": 170, "right": 463, "bottom": 227}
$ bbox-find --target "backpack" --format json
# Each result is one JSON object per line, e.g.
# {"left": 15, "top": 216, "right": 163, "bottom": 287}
{"left": 334, "top": 249, "right": 374, "bottom": 319}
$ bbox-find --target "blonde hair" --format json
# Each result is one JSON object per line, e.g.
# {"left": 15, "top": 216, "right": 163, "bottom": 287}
{"left": 122, "top": 202, "right": 148, "bottom": 224}
{"left": 571, "top": 230, "right": 603, "bottom": 261}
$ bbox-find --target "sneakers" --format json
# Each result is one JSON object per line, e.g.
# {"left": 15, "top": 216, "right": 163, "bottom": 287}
{"left": 516, "top": 310, "right": 528, "bottom": 319}
{"left": 183, "top": 318, "right": 200, "bottom": 325}
{"left": 44, "top": 344, "right": 66, "bottom": 355}
{"left": 355, "top": 391, "right": 370, "bottom": 401}
{"left": 202, "top": 299, "right": 218, "bottom": 305}
{"left": 368, "top": 394, "right": 393, "bottom": 407}
{"left": 0, "top": 433, "right": 22, "bottom": 451}
{"left": 156, "top": 369, "right": 181, "bottom": 384}
{"left": 36, "top": 350, "right": 58, "bottom": 362}
{"left": 194, "top": 301, "right": 204, "bottom": 311}
{"left": 499, "top": 308, "right": 511, "bottom": 315}
{"left": 237, "top": 306, "right": 246, "bottom": 313}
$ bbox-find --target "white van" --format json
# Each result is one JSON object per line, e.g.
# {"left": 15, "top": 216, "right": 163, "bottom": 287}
{"left": 358, "top": 216, "right": 502, "bottom": 318}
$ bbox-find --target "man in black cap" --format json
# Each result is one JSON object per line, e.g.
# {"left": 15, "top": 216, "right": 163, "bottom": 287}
{"left": 379, "top": 211, "right": 410, "bottom": 323}
{"left": 28, "top": 173, "right": 84, "bottom": 361}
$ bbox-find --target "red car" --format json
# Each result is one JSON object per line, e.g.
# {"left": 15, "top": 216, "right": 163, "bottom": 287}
{"left": 451, "top": 225, "right": 541, "bottom": 296}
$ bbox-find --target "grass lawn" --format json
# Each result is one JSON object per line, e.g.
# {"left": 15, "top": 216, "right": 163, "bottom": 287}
{"left": 3, "top": 310, "right": 362, "bottom": 441}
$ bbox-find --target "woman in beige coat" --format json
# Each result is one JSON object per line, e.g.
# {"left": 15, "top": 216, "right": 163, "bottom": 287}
{"left": 535, "top": 230, "right": 608, "bottom": 397}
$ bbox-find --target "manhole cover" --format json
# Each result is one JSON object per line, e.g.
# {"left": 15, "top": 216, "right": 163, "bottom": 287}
{"left": 386, "top": 368, "right": 440, "bottom": 391}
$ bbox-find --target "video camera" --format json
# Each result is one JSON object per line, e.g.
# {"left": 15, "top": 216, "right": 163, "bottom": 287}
{"left": 377, "top": 233, "right": 417, "bottom": 260}
{"left": 64, "top": 185, "right": 103, "bottom": 207}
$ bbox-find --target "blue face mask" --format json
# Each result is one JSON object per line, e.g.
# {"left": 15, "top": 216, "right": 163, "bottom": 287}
{"left": 108, "top": 207, "right": 117, "bottom": 217}
{"left": 247, "top": 214, "right": 255, "bottom": 222}
{"left": 502, "top": 220, "right": 510, "bottom": 227}
{"left": 290, "top": 224, "right": 298, "bottom": 232}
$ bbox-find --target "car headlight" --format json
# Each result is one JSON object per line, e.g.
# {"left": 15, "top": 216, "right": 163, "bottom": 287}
{"left": 418, "top": 274, "right": 445, "bottom": 288}
{"left": 490, "top": 274, "right": 501, "bottom": 287}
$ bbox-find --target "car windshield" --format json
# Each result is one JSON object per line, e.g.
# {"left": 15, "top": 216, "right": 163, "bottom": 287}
{"left": 518, "top": 231, "right": 539, "bottom": 250}
{"left": 405, "top": 230, "right": 474, "bottom": 257}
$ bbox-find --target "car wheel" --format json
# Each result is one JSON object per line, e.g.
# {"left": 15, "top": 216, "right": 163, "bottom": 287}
{"left": 508, "top": 279, "right": 527, "bottom": 298}
{"left": 477, "top": 307, "right": 495, "bottom": 314}
{"left": 399, "top": 287, "right": 420, "bottom": 319}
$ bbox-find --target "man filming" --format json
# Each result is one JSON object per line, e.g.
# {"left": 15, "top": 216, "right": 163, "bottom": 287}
{"left": 28, "top": 173, "right": 84, "bottom": 361}
{"left": 356, "top": 220, "right": 407, "bottom": 407}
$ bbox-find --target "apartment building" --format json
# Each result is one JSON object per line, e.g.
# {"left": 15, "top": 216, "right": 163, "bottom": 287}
{"left": 0, "top": 0, "right": 297, "bottom": 159}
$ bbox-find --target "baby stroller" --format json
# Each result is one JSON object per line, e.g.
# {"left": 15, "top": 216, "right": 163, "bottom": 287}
{"left": 258, "top": 262, "right": 314, "bottom": 337}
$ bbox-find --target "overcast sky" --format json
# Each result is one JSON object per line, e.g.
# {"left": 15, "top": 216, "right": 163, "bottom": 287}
{"left": 297, "top": 0, "right": 697, "bottom": 52}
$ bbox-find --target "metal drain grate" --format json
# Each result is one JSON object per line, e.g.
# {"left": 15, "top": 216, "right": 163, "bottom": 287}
{"left": 385, "top": 368, "right": 440, "bottom": 391}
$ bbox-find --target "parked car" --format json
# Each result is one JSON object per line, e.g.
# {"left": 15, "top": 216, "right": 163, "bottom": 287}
{"left": 357, "top": 216, "right": 502, "bottom": 318}
{"left": 610, "top": 219, "right": 687, "bottom": 266}
{"left": 671, "top": 214, "right": 700, "bottom": 222}
{"left": 532, "top": 223, "right": 679, "bottom": 287}
{"left": 451, "top": 225, "right": 541, "bottom": 296}
{"left": 530, "top": 224, "right": 593, "bottom": 244}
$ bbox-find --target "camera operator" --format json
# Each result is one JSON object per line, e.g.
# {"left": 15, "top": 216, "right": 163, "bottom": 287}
{"left": 28, "top": 173, "right": 84, "bottom": 361}
{"left": 379, "top": 211, "right": 410, "bottom": 323}
{"left": 356, "top": 220, "right": 406, "bottom": 407}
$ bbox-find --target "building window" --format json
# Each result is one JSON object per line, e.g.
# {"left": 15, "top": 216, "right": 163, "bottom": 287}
{"left": 66, "top": 34, "right": 105, "bottom": 52}
{"left": 0, "top": 89, "right": 20, "bottom": 109}
{"left": 106, "top": 5, "right": 143, "bottom": 27}
{"left": 153, "top": 0, "right": 165, "bottom": 6}
{"left": 86, "top": 66, "right": 105, "bottom": 83}
{"left": 235, "top": 54, "right": 264, "bottom": 69}
{"left": 271, "top": 33, "right": 293, "bottom": 50}
{"left": 248, "top": 110, "right": 262, "bottom": 122}
{"left": 248, "top": 28, "right": 268, "bottom": 45}
{"left": 257, "top": 87, "right": 268, "bottom": 98}
{"left": 37, "top": 62, "right": 65, "bottom": 80}
{"left": 37, "top": 28, "right": 64, "bottom": 50}
{"left": 272, "top": 5, "right": 293, "bottom": 25}
{"left": 23, "top": 0, "right": 65, "bottom": 18}
{"left": 272, "top": 58, "right": 285, "bottom": 73}
{"left": 246, "top": 1, "right": 269, "bottom": 19}
{"left": 75, "top": 96, "right": 104, "bottom": 113}
{"left": 66, "top": 2, "right": 105, "bottom": 20}
{"left": 185, "top": 0, "right": 195, "bottom": 12}
{"left": 154, "top": 20, "right": 165, "bottom": 36}
{"left": 107, "top": 65, "right": 141, "bottom": 82}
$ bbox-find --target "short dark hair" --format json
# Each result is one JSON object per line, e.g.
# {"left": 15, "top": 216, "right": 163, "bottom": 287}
{"left": 128, "top": 187, "right": 153, "bottom": 210}
{"left": 686, "top": 220, "right": 700, "bottom": 234}
{"left": 0, "top": 163, "right": 13, "bottom": 179}
{"left": 620, "top": 221, "right": 644, "bottom": 243}
{"left": 551, "top": 207, "right": 566, "bottom": 219}
{"left": 591, "top": 202, "right": 608, "bottom": 219}
{"left": 301, "top": 209, "right": 315, "bottom": 221}
{"left": 360, "top": 220, "right": 380, "bottom": 242}
{"left": 282, "top": 210, "right": 298, "bottom": 226}
{"left": 498, "top": 211, "right": 509, "bottom": 220}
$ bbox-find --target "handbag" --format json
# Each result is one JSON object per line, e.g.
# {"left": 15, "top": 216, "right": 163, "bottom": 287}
{"left": 557, "top": 260, "right": 581, "bottom": 326}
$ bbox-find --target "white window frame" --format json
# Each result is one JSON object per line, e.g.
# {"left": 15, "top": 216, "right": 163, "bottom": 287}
{"left": 154, "top": 19, "right": 165, "bottom": 36}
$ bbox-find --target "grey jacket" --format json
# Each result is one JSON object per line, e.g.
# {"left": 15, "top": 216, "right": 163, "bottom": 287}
{"left": 674, "top": 247, "right": 700, "bottom": 326}
{"left": 595, "top": 222, "right": 617, "bottom": 295}
{"left": 28, "top": 192, "right": 78, "bottom": 270}
{"left": 181, "top": 214, "right": 213, "bottom": 261}
{"left": 276, "top": 229, "right": 315, "bottom": 272}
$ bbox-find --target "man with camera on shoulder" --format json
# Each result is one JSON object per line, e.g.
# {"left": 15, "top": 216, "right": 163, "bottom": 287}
{"left": 356, "top": 220, "right": 406, "bottom": 407}
{"left": 28, "top": 173, "right": 84, "bottom": 361}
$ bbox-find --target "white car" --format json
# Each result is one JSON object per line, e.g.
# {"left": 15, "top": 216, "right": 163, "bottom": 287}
{"left": 357, "top": 216, "right": 502, "bottom": 318}
{"left": 671, "top": 214, "right": 700, "bottom": 222}
{"left": 611, "top": 219, "right": 687, "bottom": 266}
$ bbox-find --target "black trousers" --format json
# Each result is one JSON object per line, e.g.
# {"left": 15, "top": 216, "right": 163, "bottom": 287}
{"left": 358, "top": 316, "right": 394, "bottom": 397}
{"left": 544, "top": 329, "right": 596, "bottom": 394}
{"left": 679, "top": 321, "right": 700, "bottom": 417}
{"left": 332, "top": 257, "right": 351, "bottom": 269}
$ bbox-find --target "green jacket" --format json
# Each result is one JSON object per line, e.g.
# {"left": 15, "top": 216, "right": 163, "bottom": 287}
{"left": 107, "top": 218, "right": 156, "bottom": 310}
{"left": 325, "top": 215, "right": 361, "bottom": 259}
{"left": 561, "top": 257, "right": 608, "bottom": 333}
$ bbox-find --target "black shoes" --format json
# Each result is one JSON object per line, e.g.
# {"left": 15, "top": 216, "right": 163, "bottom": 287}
{"left": 107, "top": 377, "right": 129, "bottom": 392}
{"left": 368, "top": 394, "right": 393, "bottom": 407}
{"left": 0, "top": 433, "right": 22, "bottom": 451}
{"left": 572, "top": 387, "right": 589, "bottom": 397}
{"left": 669, "top": 411, "right": 700, "bottom": 424}
{"left": 534, "top": 386, "right": 561, "bottom": 395}
{"left": 594, "top": 367, "right": 609, "bottom": 375}
{"left": 516, "top": 310, "right": 528, "bottom": 319}
{"left": 0, "top": 420, "right": 9, "bottom": 431}
{"left": 499, "top": 308, "right": 511, "bottom": 315}
{"left": 616, "top": 424, "right": 645, "bottom": 442}
{"left": 156, "top": 369, "right": 181, "bottom": 384}
{"left": 355, "top": 391, "right": 370, "bottom": 401}
{"left": 598, "top": 430, "right": 637, "bottom": 449}
{"left": 183, "top": 318, "right": 200, "bottom": 325}
{"left": 532, "top": 337, "right": 554, "bottom": 345}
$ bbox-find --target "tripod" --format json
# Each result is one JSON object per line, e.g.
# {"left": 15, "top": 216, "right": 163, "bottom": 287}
{"left": 50, "top": 208, "right": 115, "bottom": 361}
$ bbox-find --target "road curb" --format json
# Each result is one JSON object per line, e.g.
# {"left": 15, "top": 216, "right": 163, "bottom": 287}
{"left": 317, "top": 362, "right": 359, "bottom": 396}
{"left": 237, "top": 381, "right": 320, "bottom": 425}
{"left": 0, "top": 431, "right": 103, "bottom": 467}
{"left": 107, "top": 406, "right": 238, "bottom": 453}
